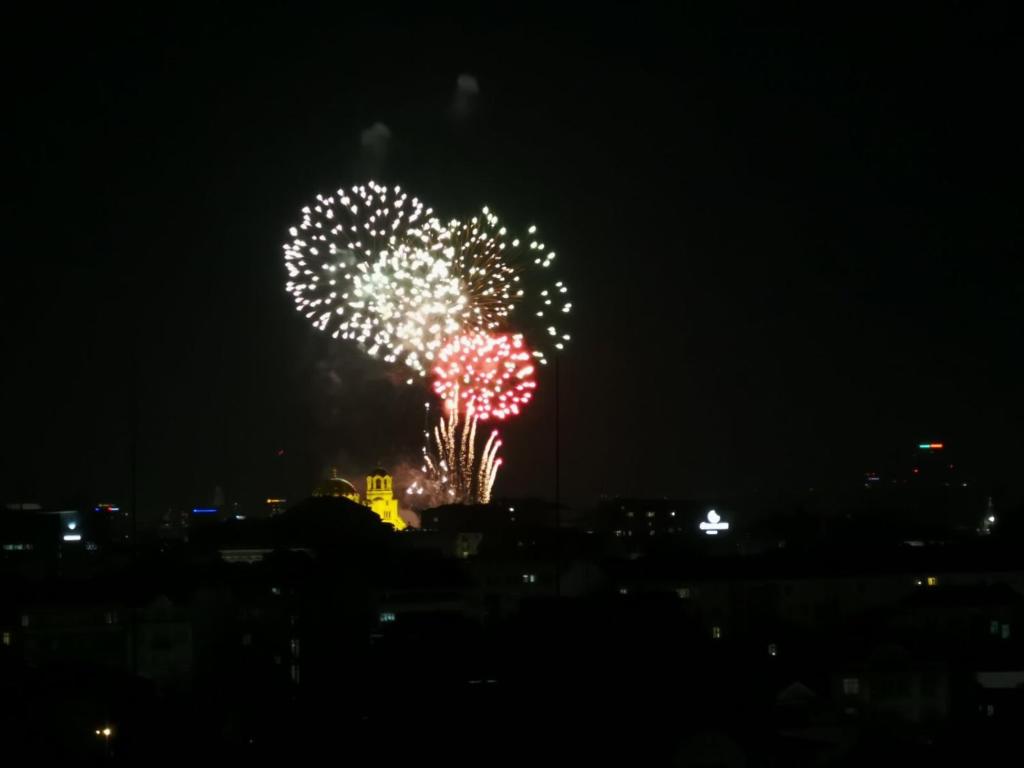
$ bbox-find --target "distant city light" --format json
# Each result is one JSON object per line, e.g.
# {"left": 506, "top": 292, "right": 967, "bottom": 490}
{"left": 699, "top": 509, "right": 729, "bottom": 535}
{"left": 192, "top": 507, "right": 218, "bottom": 514}
{"left": 67, "top": 521, "right": 77, "bottom": 530}
{"left": 919, "top": 442, "right": 944, "bottom": 450}
{"left": 62, "top": 534, "right": 81, "bottom": 542}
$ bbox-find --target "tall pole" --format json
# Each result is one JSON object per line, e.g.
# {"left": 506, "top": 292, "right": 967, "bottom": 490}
{"left": 129, "top": 326, "right": 139, "bottom": 678}
{"left": 554, "top": 354, "right": 561, "bottom": 599}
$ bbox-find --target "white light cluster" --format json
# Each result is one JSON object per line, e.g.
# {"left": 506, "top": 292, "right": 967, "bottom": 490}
{"left": 283, "top": 184, "right": 572, "bottom": 374}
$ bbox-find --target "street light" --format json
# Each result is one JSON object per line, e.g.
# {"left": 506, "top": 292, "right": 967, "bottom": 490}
{"left": 95, "top": 726, "right": 113, "bottom": 759}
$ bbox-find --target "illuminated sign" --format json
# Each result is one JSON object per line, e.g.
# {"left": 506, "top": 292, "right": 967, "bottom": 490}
{"left": 699, "top": 509, "right": 729, "bottom": 535}
{"left": 918, "top": 442, "right": 944, "bottom": 450}
{"left": 62, "top": 534, "right": 82, "bottom": 542}
{"left": 191, "top": 507, "right": 218, "bottom": 515}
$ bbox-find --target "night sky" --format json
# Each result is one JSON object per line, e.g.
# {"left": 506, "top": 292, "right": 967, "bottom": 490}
{"left": 4, "top": 5, "right": 1022, "bottom": 518}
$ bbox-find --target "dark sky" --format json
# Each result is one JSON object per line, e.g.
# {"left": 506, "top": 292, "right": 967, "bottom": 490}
{"left": 3, "top": 4, "right": 1022, "bottom": 517}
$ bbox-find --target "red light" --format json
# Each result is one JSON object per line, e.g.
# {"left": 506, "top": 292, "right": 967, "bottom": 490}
{"left": 929, "top": 443, "right": 944, "bottom": 450}
{"left": 912, "top": 468, "right": 920, "bottom": 475}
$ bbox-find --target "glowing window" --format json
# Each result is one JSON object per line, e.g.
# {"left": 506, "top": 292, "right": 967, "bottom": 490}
{"left": 712, "top": 626, "right": 721, "bottom": 639}
{"left": 926, "top": 576, "right": 938, "bottom": 587}
{"left": 379, "top": 612, "right": 396, "bottom": 623}
{"left": 843, "top": 677, "right": 860, "bottom": 695}
{"left": 677, "top": 587, "right": 691, "bottom": 599}
{"left": 1002, "top": 624, "right": 1011, "bottom": 640}
{"left": 521, "top": 574, "right": 536, "bottom": 584}
{"left": 375, "top": 478, "right": 382, "bottom": 490}
{"left": 768, "top": 643, "right": 778, "bottom": 657}
{"left": 2, "top": 632, "right": 10, "bottom": 646}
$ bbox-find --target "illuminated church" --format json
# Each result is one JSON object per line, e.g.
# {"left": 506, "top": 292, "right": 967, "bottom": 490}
{"left": 314, "top": 467, "right": 406, "bottom": 530}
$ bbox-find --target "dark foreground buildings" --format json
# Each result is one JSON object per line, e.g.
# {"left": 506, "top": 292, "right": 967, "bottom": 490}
{"left": 2, "top": 486, "right": 1024, "bottom": 766}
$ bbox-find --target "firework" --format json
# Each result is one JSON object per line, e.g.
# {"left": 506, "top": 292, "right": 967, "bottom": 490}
{"left": 283, "top": 181, "right": 465, "bottom": 375}
{"left": 284, "top": 188, "right": 572, "bottom": 375}
{"left": 432, "top": 333, "right": 536, "bottom": 420}
{"left": 408, "top": 399, "right": 503, "bottom": 504}
{"left": 436, "top": 208, "right": 572, "bottom": 365}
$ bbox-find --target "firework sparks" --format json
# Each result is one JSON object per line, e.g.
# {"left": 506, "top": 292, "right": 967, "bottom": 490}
{"left": 435, "top": 208, "right": 572, "bottom": 365}
{"left": 283, "top": 181, "right": 465, "bottom": 375}
{"left": 283, "top": 183, "right": 572, "bottom": 507}
{"left": 408, "top": 397, "right": 502, "bottom": 504}
{"left": 432, "top": 333, "right": 537, "bottom": 420}
{"left": 284, "top": 191, "right": 572, "bottom": 376}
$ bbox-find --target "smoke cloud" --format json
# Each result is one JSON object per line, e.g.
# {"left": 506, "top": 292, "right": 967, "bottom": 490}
{"left": 360, "top": 122, "right": 392, "bottom": 159}
{"left": 452, "top": 73, "right": 480, "bottom": 119}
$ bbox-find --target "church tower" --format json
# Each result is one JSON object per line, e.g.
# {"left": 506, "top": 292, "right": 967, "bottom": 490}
{"left": 366, "top": 467, "right": 405, "bottom": 530}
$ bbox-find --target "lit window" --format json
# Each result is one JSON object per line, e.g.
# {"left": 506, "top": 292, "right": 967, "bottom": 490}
{"left": 105, "top": 611, "right": 117, "bottom": 625}
{"left": 618, "top": 587, "right": 629, "bottom": 595}
{"left": 290, "top": 638, "right": 301, "bottom": 657}
{"left": 843, "top": 677, "right": 860, "bottom": 695}
{"left": 20, "top": 615, "right": 29, "bottom": 628}
{"left": 676, "top": 587, "right": 691, "bottom": 599}
{"left": 712, "top": 626, "right": 721, "bottom": 639}
{"left": 521, "top": 574, "right": 536, "bottom": 584}
{"left": 626, "top": 511, "right": 634, "bottom": 518}
{"left": 379, "top": 611, "right": 396, "bottom": 623}
{"left": 2, "top": 632, "right": 10, "bottom": 646}
{"left": 768, "top": 643, "right": 778, "bottom": 657}
{"left": 926, "top": 576, "right": 938, "bottom": 587}
{"left": 646, "top": 510, "right": 655, "bottom": 518}
{"left": 986, "top": 703, "right": 995, "bottom": 717}
{"left": 290, "top": 664, "right": 300, "bottom": 684}
{"left": 991, "top": 620, "right": 1001, "bottom": 635}
{"left": 1002, "top": 624, "right": 1011, "bottom": 640}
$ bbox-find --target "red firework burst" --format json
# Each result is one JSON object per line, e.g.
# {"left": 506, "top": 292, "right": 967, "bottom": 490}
{"left": 432, "top": 333, "right": 537, "bottom": 420}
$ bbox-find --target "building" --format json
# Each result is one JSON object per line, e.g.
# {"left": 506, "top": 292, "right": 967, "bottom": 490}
{"left": 314, "top": 469, "right": 362, "bottom": 503}
{"left": 365, "top": 467, "right": 404, "bottom": 530}
{"left": 265, "top": 498, "right": 288, "bottom": 517}
{"left": 314, "top": 467, "right": 406, "bottom": 530}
